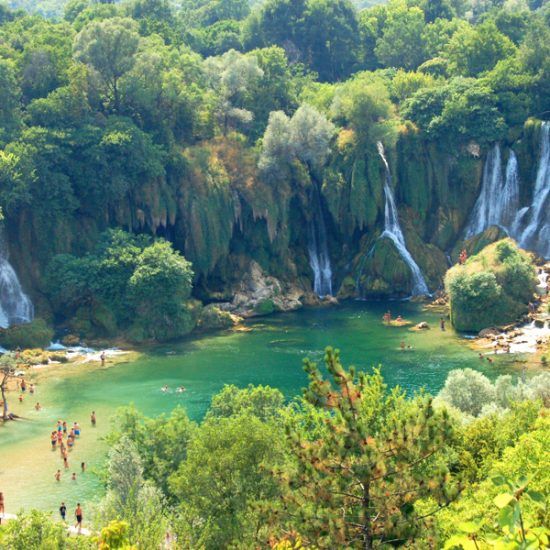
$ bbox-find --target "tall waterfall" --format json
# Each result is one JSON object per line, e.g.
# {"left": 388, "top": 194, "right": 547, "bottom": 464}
{"left": 377, "top": 142, "right": 429, "bottom": 296}
{"left": 513, "top": 121, "right": 550, "bottom": 259}
{"left": 308, "top": 183, "right": 333, "bottom": 297}
{"left": 464, "top": 145, "right": 519, "bottom": 238}
{"left": 0, "top": 236, "right": 34, "bottom": 328}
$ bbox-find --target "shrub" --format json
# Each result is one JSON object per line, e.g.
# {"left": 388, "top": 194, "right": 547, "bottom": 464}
{"left": 445, "top": 239, "right": 536, "bottom": 331}
{"left": 0, "top": 319, "right": 54, "bottom": 350}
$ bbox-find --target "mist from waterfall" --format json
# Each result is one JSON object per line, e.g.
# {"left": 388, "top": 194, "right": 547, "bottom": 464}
{"left": 377, "top": 142, "right": 429, "bottom": 296}
{"left": 513, "top": 121, "right": 550, "bottom": 258}
{"left": 0, "top": 234, "right": 34, "bottom": 328}
{"left": 464, "top": 145, "right": 519, "bottom": 238}
{"left": 308, "top": 184, "right": 333, "bottom": 297}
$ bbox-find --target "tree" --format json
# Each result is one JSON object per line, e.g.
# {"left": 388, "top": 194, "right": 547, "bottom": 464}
{"left": 446, "top": 20, "right": 516, "bottom": 77}
{"left": 128, "top": 240, "right": 195, "bottom": 341}
{"left": 96, "top": 437, "right": 167, "bottom": 548}
{"left": 73, "top": 17, "right": 140, "bottom": 111}
{"left": 331, "top": 75, "right": 395, "bottom": 147}
{"left": 259, "top": 104, "right": 335, "bottom": 178}
{"left": 206, "top": 383, "right": 285, "bottom": 421}
{"left": 374, "top": 0, "right": 427, "bottom": 70}
{"left": 0, "top": 59, "right": 21, "bottom": 143}
{"left": 276, "top": 348, "right": 458, "bottom": 549}
{"left": 106, "top": 405, "right": 196, "bottom": 499}
{"left": 438, "top": 369, "right": 496, "bottom": 417}
{"left": 170, "top": 413, "right": 285, "bottom": 548}
{"left": 0, "top": 354, "right": 19, "bottom": 421}
{"left": 203, "top": 49, "right": 264, "bottom": 134}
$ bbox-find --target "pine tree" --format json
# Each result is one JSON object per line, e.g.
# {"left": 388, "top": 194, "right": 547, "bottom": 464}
{"left": 276, "top": 348, "right": 459, "bottom": 549}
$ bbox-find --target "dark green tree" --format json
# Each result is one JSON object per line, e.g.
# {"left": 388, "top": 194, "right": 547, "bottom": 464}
{"left": 276, "top": 348, "right": 458, "bottom": 549}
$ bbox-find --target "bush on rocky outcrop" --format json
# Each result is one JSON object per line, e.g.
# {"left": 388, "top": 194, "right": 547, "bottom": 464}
{"left": 445, "top": 239, "right": 536, "bottom": 331}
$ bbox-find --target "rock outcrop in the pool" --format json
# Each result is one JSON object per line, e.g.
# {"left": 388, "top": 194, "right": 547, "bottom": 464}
{"left": 445, "top": 239, "right": 537, "bottom": 332}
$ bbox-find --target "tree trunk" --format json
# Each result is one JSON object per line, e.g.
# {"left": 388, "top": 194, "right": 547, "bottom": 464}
{"left": 362, "top": 481, "right": 373, "bottom": 550}
{"left": 1, "top": 373, "right": 9, "bottom": 421}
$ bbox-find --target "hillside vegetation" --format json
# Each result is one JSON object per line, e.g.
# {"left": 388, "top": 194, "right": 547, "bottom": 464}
{"left": 0, "top": 0, "right": 548, "bottom": 339}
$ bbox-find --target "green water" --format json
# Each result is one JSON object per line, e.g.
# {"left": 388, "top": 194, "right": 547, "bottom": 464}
{"left": 0, "top": 302, "right": 518, "bottom": 515}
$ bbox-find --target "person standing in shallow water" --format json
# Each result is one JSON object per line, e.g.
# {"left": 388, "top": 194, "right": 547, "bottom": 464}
{"left": 0, "top": 492, "right": 4, "bottom": 524}
{"left": 59, "top": 502, "right": 66, "bottom": 521}
{"left": 440, "top": 317, "right": 446, "bottom": 331}
{"left": 91, "top": 411, "right": 96, "bottom": 426}
{"left": 75, "top": 503, "right": 83, "bottom": 533}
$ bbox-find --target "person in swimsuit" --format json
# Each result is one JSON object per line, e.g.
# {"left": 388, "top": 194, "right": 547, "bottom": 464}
{"left": 75, "top": 504, "right": 83, "bottom": 533}
{"left": 100, "top": 351, "right": 106, "bottom": 366}
{"left": 74, "top": 422, "right": 80, "bottom": 436}
{"left": 55, "top": 470, "right": 61, "bottom": 482}
{"left": 51, "top": 431, "right": 57, "bottom": 449}
{"left": 29, "top": 384, "right": 34, "bottom": 395}
{"left": 18, "top": 394, "right": 23, "bottom": 403}
{"left": 20, "top": 379, "right": 26, "bottom": 392}
{"left": 91, "top": 411, "right": 96, "bottom": 426}
{"left": 59, "top": 502, "right": 66, "bottom": 521}
{"left": 63, "top": 456, "right": 69, "bottom": 469}
{"left": 57, "top": 421, "right": 63, "bottom": 433}
{"left": 71, "top": 472, "right": 77, "bottom": 481}
{"left": 81, "top": 462, "right": 86, "bottom": 472}
{"left": 0, "top": 492, "right": 4, "bottom": 524}
{"left": 67, "top": 436, "right": 74, "bottom": 449}
{"left": 35, "top": 402, "right": 41, "bottom": 411}
{"left": 63, "top": 421, "right": 67, "bottom": 434}
{"left": 57, "top": 431, "right": 63, "bottom": 445}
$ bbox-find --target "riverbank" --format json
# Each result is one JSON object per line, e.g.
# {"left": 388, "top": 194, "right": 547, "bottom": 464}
{"left": 2, "top": 300, "right": 530, "bottom": 514}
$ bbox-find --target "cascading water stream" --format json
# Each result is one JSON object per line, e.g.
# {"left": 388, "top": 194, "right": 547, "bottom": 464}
{"left": 0, "top": 233, "right": 34, "bottom": 328}
{"left": 513, "top": 121, "right": 550, "bottom": 258}
{"left": 377, "top": 142, "right": 429, "bottom": 296}
{"left": 307, "top": 183, "right": 333, "bottom": 297}
{"left": 464, "top": 145, "right": 519, "bottom": 238}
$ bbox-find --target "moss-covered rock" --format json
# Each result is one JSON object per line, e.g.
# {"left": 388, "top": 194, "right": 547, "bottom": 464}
{"left": 0, "top": 318, "right": 54, "bottom": 350}
{"left": 445, "top": 239, "right": 536, "bottom": 331}
{"left": 197, "top": 304, "right": 241, "bottom": 331}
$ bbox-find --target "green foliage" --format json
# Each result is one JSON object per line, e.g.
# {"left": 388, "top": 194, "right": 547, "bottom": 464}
{"left": 0, "top": 318, "right": 54, "bottom": 349}
{"left": 0, "top": 509, "right": 93, "bottom": 550}
{"left": 374, "top": 0, "right": 427, "bottom": 70}
{"left": 45, "top": 230, "right": 195, "bottom": 341}
{"left": 445, "top": 239, "right": 536, "bottom": 331}
{"left": 446, "top": 20, "right": 516, "bottom": 77}
{"left": 206, "top": 383, "right": 285, "bottom": 421}
{"left": 170, "top": 413, "right": 284, "bottom": 548}
{"left": 275, "top": 348, "right": 458, "bottom": 548}
{"left": 95, "top": 437, "right": 167, "bottom": 549}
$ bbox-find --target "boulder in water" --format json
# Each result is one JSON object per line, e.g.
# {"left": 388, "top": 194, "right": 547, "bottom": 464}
{"left": 478, "top": 327, "right": 500, "bottom": 338}
{"left": 197, "top": 305, "right": 242, "bottom": 331}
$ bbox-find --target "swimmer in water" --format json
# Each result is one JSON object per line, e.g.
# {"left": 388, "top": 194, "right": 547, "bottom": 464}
{"left": 55, "top": 470, "right": 61, "bottom": 482}
{"left": 35, "top": 402, "right": 41, "bottom": 411}
{"left": 176, "top": 386, "right": 186, "bottom": 393}
{"left": 161, "top": 385, "right": 169, "bottom": 393}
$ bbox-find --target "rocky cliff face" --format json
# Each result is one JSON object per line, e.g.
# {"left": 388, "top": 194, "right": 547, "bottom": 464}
{"left": 6, "top": 119, "right": 546, "bottom": 314}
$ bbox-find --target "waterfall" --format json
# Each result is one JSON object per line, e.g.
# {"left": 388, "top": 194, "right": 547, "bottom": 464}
{"left": 377, "top": 142, "right": 429, "bottom": 296}
{"left": 308, "top": 184, "right": 333, "bottom": 297}
{"left": 464, "top": 145, "right": 519, "bottom": 238}
{"left": 513, "top": 121, "right": 550, "bottom": 258}
{"left": 0, "top": 234, "right": 34, "bottom": 329}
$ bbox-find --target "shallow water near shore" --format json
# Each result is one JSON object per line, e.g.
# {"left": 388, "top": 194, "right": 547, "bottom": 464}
{"left": 0, "top": 301, "right": 524, "bottom": 515}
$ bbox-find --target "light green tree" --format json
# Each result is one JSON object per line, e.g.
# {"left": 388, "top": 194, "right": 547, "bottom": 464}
{"left": 73, "top": 17, "right": 140, "bottom": 111}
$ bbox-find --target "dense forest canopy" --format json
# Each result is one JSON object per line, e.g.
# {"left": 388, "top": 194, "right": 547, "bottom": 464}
{"left": 0, "top": 0, "right": 548, "bottom": 341}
